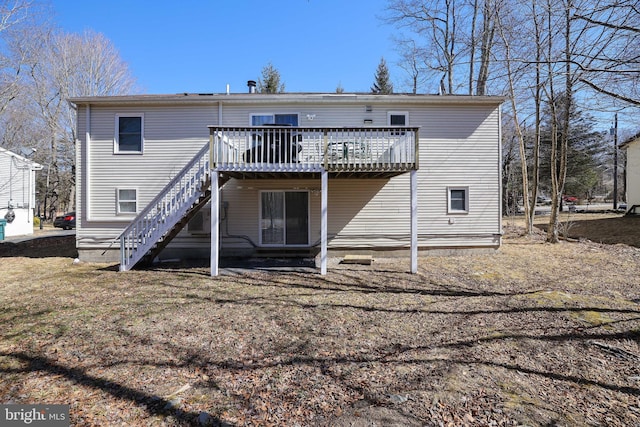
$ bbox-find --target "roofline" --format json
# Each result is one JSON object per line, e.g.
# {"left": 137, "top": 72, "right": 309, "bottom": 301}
{"left": 68, "top": 92, "right": 507, "bottom": 107}
{"left": 0, "top": 147, "right": 43, "bottom": 169}
{"left": 620, "top": 131, "right": 640, "bottom": 149}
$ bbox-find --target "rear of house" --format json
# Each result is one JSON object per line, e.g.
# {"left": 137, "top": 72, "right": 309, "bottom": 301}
{"left": 70, "top": 92, "right": 504, "bottom": 273}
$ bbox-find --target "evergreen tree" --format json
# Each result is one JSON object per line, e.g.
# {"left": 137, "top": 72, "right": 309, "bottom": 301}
{"left": 538, "top": 93, "right": 607, "bottom": 200}
{"left": 371, "top": 57, "right": 393, "bottom": 94}
{"left": 257, "top": 62, "right": 285, "bottom": 93}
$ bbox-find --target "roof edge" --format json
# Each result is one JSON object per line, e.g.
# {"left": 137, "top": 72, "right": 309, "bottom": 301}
{"left": 69, "top": 92, "right": 507, "bottom": 106}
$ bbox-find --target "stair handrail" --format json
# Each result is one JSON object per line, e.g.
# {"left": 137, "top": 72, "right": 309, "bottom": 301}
{"left": 119, "top": 143, "right": 210, "bottom": 270}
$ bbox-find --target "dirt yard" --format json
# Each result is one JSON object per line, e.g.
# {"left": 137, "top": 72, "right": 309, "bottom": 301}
{"left": 1, "top": 213, "right": 639, "bottom": 426}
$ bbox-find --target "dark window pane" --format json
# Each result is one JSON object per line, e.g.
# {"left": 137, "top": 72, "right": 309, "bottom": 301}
{"left": 285, "top": 192, "right": 308, "bottom": 245}
{"left": 119, "top": 117, "right": 141, "bottom": 133}
{"left": 252, "top": 115, "right": 272, "bottom": 126}
{"left": 275, "top": 114, "right": 298, "bottom": 126}
{"left": 118, "top": 117, "right": 142, "bottom": 151}
{"left": 390, "top": 114, "right": 406, "bottom": 126}
{"left": 261, "top": 192, "right": 284, "bottom": 244}
{"left": 450, "top": 189, "right": 466, "bottom": 211}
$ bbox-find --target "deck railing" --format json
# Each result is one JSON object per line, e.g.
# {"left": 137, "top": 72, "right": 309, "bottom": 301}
{"left": 209, "top": 126, "right": 419, "bottom": 172}
{"left": 119, "top": 143, "right": 211, "bottom": 271}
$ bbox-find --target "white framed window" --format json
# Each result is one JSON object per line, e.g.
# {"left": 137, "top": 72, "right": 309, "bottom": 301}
{"left": 115, "top": 114, "right": 144, "bottom": 153}
{"left": 250, "top": 113, "right": 299, "bottom": 126}
{"left": 117, "top": 188, "right": 138, "bottom": 214}
{"left": 447, "top": 187, "right": 469, "bottom": 214}
{"left": 388, "top": 111, "right": 409, "bottom": 126}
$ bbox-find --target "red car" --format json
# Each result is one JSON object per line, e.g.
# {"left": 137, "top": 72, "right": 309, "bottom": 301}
{"left": 562, "top": 195, "right": 578, "bottom": 204}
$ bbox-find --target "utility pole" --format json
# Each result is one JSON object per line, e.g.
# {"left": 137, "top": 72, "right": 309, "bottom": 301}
{"left": 613, "top": 113, "right": 618, "bottom": 210}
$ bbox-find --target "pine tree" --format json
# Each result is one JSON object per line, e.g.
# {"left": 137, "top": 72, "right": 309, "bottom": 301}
{"left": 257, "top": 62, "right": 285, "bottom": 93}
{"left": 371, "top": 57, "right": 393, "bottom": 94}
{"left": 538, "top": 93, "right": 607, "bottom": 200}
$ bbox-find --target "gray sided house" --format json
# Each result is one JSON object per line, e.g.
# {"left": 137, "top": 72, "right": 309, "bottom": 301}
{"left": 69, "top": 92, "right": 504, "bottom": 275}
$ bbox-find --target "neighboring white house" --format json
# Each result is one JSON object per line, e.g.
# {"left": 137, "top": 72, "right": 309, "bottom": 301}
{"left": 0, "top": 147, "right": 42, "bottom": 237}
{"left": 69, "top": 91, "right": 505, "bottom": 274}
{"left": 621, "top": 132, "right": 640, "bottom": 212}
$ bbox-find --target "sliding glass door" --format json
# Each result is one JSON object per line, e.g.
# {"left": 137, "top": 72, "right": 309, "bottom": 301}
{"left": 260, "top": 191, "right": 309, "bottom": 246}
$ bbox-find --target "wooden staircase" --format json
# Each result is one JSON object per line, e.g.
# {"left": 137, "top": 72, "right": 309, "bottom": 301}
{"left": 625, "top": 205, "right": 640, "bottom": 216}
{"left": 139, "top": 179, "right": 211, "bottom": 266}
{"left": 119, "top": 144, "right": 223, "bottom": 271}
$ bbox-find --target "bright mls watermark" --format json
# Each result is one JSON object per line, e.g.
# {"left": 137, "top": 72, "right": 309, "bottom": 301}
{"left": 1, "top": 405, "right": 69, "bottom": 426}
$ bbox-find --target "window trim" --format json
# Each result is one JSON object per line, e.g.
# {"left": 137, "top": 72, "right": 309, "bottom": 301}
{"left": 258, "top": 189, "right": 310, "bottom": 247}
{"left": 114, "top": 113, "right": 144, "bottom": 154}
{"left": 447, "top": 186, "right": 469, "bottom": 214}
{"left": 116, "top": 188, "right": 138, "bottom": 215}
{"left": 387, "top": 111, "right": 409, "bottom": 126}
{"left": 250, "top": 113, "right": 299, "bottom": 126}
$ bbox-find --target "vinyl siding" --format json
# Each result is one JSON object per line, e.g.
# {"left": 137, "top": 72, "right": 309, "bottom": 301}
{"left": 626, "top": 139, "right": 640, "bottom": 207}
{"left": 76, "top": 97, "right": 502, "bottom": 254}
{"left": 0, "top": 151, "right": 33, "bottom": 208}
{"left": 77, "top": 104, "right": 217, "bottom": 249}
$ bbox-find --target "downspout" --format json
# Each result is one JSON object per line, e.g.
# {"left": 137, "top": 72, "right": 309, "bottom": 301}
{"left": 27, "top": 164, "right": 30, "bottom": 223}
{"left": 8, "top": 154, "right": 12, "bottom": 205}
{"left": 497, "top": 104, "right": 503, "bottom": 240}
{"left": 86, "top": 104, "right": 91, "bottom": 221}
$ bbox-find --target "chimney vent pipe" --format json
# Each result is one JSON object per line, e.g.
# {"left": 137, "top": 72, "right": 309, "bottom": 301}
{"left": 247, "top": 80, "right": 257, "bottom": 93}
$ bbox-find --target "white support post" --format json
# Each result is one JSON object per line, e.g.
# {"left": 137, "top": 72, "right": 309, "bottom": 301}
{"left": 410, "top": 169, "right": 418, "bottom": 274}
{"left": 211, "top": 170, "right": 219, "bottom": 276}
{"left": 321, "top": 169, "right": 328, "bottom": 275}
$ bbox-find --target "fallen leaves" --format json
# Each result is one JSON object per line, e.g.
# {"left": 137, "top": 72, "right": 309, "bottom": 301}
{"left": 1, "top": 218, "right": 640, "bottom": 425}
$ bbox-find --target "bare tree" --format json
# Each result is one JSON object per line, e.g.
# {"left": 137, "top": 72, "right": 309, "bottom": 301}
{"left": 385, "top": 0, "right": 460, "bottom": 94}
{"left": 0, "top": 0, "right": 35, "bottom": 114}
{"left": 385, "top": 0, "right": 499, "bottom": 95}
{"left": 4, "top": 25, "right": 136, "bottom": 215}
{"left": 476, "top": 0, "right": 497, "bottom": 95}
{"left": 496, "top": 0, "right": 534, "bottom": 232}
{"left": 394, "top": 38, "right": 426, "bottom": 93}
{"left": 572, "top": 0, "right": 640, "bottom": 107}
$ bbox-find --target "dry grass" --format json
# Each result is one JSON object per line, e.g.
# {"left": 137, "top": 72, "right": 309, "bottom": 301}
{"left": 1, "top": 214, "right": 640, "bottom": 426}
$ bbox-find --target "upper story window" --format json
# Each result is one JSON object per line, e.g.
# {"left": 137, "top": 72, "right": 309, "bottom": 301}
{"left": 115, "top": 114, "right": 144, "bottom": 153}
{"left": 251, "top": 113, "right": 299, "bottom": 126}
{"left": 388, "top": 111, "right": 409, "bottom": 126}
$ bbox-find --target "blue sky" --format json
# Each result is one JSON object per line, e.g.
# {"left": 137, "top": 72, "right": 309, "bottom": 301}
{"left": 51, "top": 0, "right": 402, "bottom": 95}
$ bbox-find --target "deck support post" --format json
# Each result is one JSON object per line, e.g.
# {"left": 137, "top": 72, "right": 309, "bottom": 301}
{"left": 320, "top": 169, "right": 328, "bottom": 275}
{"left": 410, "top": 169, "right": 418, "bottom": 274}
{"left": 211, "top": 170, "right": 219, "bottom": 276}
